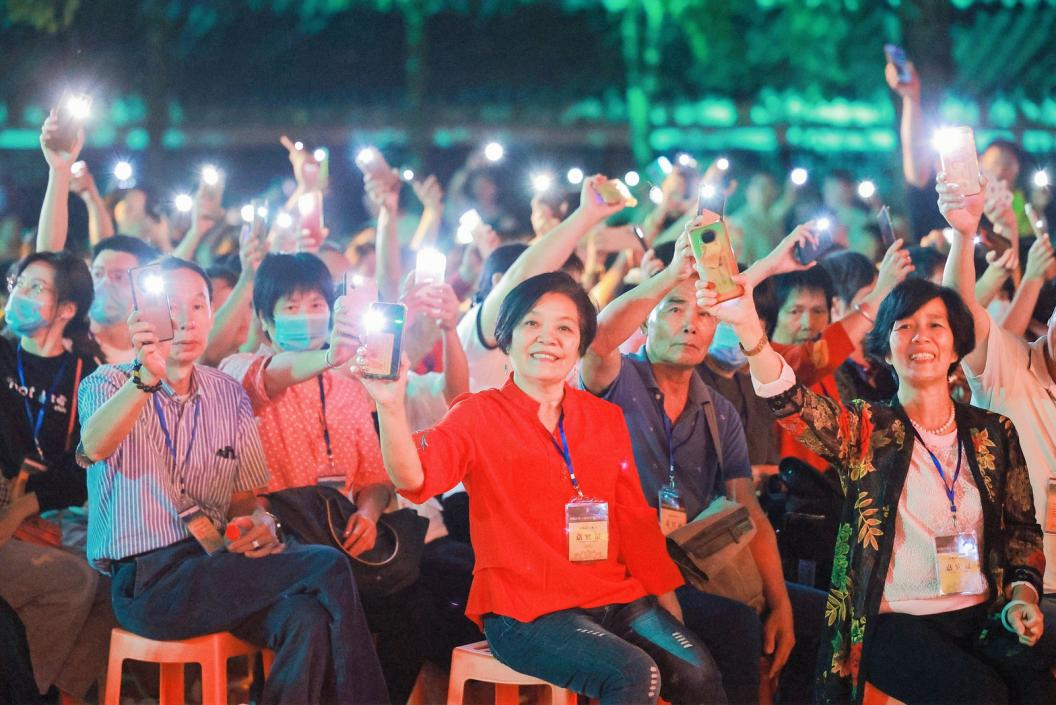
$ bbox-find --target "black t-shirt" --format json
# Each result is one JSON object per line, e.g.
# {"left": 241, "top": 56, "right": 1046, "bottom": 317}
{"left": 905, "top": 179, "right": 948, "bottom": 242}
{"left": 0, "top": 336, "right": 97, "bottom": 512}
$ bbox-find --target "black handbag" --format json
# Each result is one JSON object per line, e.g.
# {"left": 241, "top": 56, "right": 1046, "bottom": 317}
{"left": 264, "top": 485, "right": 429, "bottom": 600}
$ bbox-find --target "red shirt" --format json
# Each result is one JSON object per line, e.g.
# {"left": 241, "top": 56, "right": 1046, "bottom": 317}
{"left": 402, "top": 376, "right": 683, "bottom": 625}
{"left": 771, "top": 321, "right": 854, "bottom": 471}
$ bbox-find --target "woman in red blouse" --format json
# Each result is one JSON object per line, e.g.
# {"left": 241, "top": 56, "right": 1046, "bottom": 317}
{"left": 357, "top": 271, "right": 725, "bottom": 705}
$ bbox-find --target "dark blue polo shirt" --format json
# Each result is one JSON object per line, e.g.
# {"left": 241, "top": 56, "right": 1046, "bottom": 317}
{"left": 587, "top": 348, "right": 752, "bottom": 520}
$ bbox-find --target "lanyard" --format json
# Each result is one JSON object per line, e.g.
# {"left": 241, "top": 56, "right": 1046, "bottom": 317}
{"left": 16, "top": 345, "right": 69, "bottom": 460}
{"left": 316, "top": 375, "right": 337, "bottom": 475}
{"left": 913, "top": 428, "right": 963, "bottom": 518}
{"left": 660, "top": 411, "right": 698, "bottom": 489}
{"left": 548, "top": 414, "right": 583, "bottom": 498}
{"left": 153, "top": 392, "right": 202, "bottom": 499}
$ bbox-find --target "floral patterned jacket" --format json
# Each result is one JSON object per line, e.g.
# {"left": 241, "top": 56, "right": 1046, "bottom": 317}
{"left": 766, "top": 384, "right": 1044, "bottom": 705}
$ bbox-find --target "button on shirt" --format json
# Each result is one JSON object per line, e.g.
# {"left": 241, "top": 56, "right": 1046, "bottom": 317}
{"left": 593, "top": 349, "right": 752, "bottom": 520}
{"left": 78, "top": 363, "right": 270, "bottom": 572}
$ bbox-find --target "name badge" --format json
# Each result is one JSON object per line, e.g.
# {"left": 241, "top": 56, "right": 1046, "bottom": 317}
{"left": 19, "top": 456, "right": 48, "bottom": 477}
{"left": 179, "top": 504, "right": 225, "bottom": 555}
{"left": 658, "top": 486, "right": 687, "bottom": 536}
{"left": 1045, "top": 479, "right": 1056, "bottom": 534}
{"left": 934, "top": 532, "right": 986, "bottom": 596}
{"left": 566, "top": 498, "right": 608, "bottom": 562}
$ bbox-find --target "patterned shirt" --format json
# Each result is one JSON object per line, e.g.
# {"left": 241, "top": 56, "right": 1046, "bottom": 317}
{"left": 78, "top": 363, "right": 270, "bottom": 572}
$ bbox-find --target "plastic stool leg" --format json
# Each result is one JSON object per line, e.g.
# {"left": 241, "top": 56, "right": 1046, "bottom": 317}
{"left": 158, "top": 662, "right": 185, "bottom": 705}
{"left": 445, "top": 672, "right": 467, "bottom": 705}
{"left": 495, "top": 683, "right": 520, "bottom": 705}
{"left": 103, "top": 655, "right": 124, "bottom": 705}
{"left": 201, "top": 657, "right": 229, "bottom": 705}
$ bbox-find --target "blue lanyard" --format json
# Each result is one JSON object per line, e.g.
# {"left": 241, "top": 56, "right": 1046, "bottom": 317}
{"left": 913, "top": 428, "right": 963, "bottom": 517}
{"left": 548, "top": 414, "right": 583, "bottom": 498}
{"left": 658, "top": 397, "right": 697, "bottom": 490}
{"left": 153, "top": 392, "right": 202, "bottom": 499}
{"left": 16, "top": 345, "right": 69, "bottom": 460}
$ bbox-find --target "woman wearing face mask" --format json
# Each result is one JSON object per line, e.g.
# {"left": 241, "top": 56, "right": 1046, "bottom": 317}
{"left": 0, "top": 251, "right": 113, "bottom": 703}
{"left": 358, "top": 271, "right": 723, "bottom": 705}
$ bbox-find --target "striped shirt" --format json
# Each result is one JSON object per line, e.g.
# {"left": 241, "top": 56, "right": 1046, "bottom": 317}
{"left": 78, "top": 363, "right": 270, "bottom": 572}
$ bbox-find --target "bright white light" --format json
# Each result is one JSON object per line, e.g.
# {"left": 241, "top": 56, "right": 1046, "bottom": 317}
{"left": 256, "top": 206, "right": 268, "bottom": 219}
{"left": 624, "top": 171, "right": 641, "bottom": 187}
{"left": 1034, "top": 170, "right": 1049, "bottom": 189}
{"left": 484, "top": 142, "right": 505, "bottom": 162}
{"left": 816, "top": 217, "right": 832, "bottom": 231}
{"left": 293, "top": 141, "right": 304, "bottom": 151}
{"left": 240, "top": 204, "right": 255, "bottom": 223}
{"left": 143, "top": 274, "right": 164, "bottom": 294}
{"left": 313, "top": 148, "right": 328, "bottom": 163}
{"left": 649, "top": 186, "right": 664, "bottom": 205}
{"left": 357, "top": 148, "right": 376, "bottom": 165}
{"left": 363, "top": 308, "right": 387, "bottom": 334}
{"left": 1037, "top": 220, "right": 1046, "bottom": 230}
{"left": 790, "top": 168, "right": 808, "bottom": 186}
{"left": 716, "top": 157, "right": 730, "bottom": 171}
{"left": 931, "top": 128, "right": 959, "bottom": 154}
{"left": 415, "top": 248, "right": 447, "bottom": 285}
{"left": 113, "top": 161, "right": 133, "bottom": 182}
{"left": 351, "top": 274, "right": 365, "bottom": 288}
{"left": 65, "top": 95, "right": 91, "bottom": 121}
{"left": 174, "top": 194, "right": 193, "bottom": 213}
{"left": 699, "top": 183, "right": 717, "bottom": 201}
{"left": 456, "top": 227, "right": 475, "bottom": 245}
{"left": 566, "top": 167, "right": 584, "bottom": 185}
{"left": 275, "top": 212, "right": 293, "bottom": 229}
{"left": 677, "top": 153, "right": 697, "bottom": 168}
{"left": 459, "top": 209, "right": 482, "bottom": 228}
{"left": 857, "top": 180, "right": 876, "bottom": 200}
{"left": 657, "top": 156, "right": 673, "bottom": 175}
{"left": 531, "top": 172, "right": 554, "bottom": 194}
{"left": 297, "top": 193, "right": 317, "bottom": 216}
{"left": 401, "top": 168, "right": 415, "bottom": 182}
{"left": 201, "top": 165, "right": 220, "bottom": 186}
{"left": 71, "top": 161, "right": 86, "bottom": 177}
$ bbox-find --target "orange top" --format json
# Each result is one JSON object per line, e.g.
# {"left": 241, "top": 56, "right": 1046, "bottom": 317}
{"left": 402, "top": 376, "right": 684, "bottom": 625}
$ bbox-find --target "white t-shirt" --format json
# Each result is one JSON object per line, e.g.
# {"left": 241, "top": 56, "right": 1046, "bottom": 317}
{"left": 965, "top": 322, "right": 1056, "bottom": 594}
{"left": 456, "top": 304, "right": 509, "bottom": 393}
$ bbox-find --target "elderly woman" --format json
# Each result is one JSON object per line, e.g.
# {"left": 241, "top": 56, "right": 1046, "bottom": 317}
{"left": 358, "top": 271, "right": 724, "bottom": 705}
{"left": 696, "top": 272, "right": 1051, "bottom": 705}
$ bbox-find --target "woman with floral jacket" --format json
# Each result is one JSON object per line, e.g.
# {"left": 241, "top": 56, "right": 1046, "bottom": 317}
{"left": 697, "top": 266, "right": 1051, "bottom": 705}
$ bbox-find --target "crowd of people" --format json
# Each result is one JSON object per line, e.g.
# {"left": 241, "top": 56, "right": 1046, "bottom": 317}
{"left": 2, "top": 54, "right": 1056, "bottom": 705}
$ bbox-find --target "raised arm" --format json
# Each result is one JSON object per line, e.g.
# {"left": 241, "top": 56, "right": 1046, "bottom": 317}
{"left": 832, "top": 238, "right": 914, "bottom": 346}
{"left": 938, "top": 172, "right": 989, "bottom": 374}
{"left": 886, "top": 61, "right": 932, "bottom": 188}
{"left": 35, "top": 112, "right": 84, "bottom": 253}
{"left": 477, "top": 175, "right": 626, "bottom": 346}
{"left": 408, "top": 175, "right": 445, "bottom": 251}
{"left": 70, "top": 163, "right": 115, "bottom": 245}
{"left": 366, "top": 173, "right": 403, "bottom": 303}
{"left": 999, "top": 234, "right": 1055, "bottom": 338}
{"left": 201, "top": 225, "right": 263, "bottom": 366}
{"left": 356, "top": 356, "right": 425, "bottom": 493}
{"left": 582, "top": 227, "right": 696, "bottom": 393}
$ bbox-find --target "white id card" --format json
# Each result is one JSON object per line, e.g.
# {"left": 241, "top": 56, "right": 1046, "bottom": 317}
{"left": 179, "top": 504, "right": 225, "bottom": 555}
{"left": 934, "top": 532, "right": 986, "bottom": 596}
{"left": 566, "top": 498, "right": 609, "bottom": 562}
{"left": 1045, "top": 479, "right": 1056, "bottom": 534}
{"left": 658, "top": 486, "right": 687, "bottom": 536}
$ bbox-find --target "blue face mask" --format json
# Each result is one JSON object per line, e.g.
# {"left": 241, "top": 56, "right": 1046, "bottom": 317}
{"left": 89, "top": 280, "right": 133, "bottom": 326}
{"left": 708, "top": 321, "right": 747, "bottom": 372}
{"left": 272, "top": 313, "right": 331, "bottom": 352}
{"left": 4, "top": 293, "right": 50, "bottom": 338}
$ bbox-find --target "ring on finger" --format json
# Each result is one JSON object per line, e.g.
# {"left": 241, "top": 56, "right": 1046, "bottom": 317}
{"left": 251, "top": 539, "right": 261, "bottom": 549}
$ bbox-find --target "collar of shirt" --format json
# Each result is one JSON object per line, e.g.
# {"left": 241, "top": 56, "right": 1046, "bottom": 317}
{"left": 499, "top": 374, "right": 574, "bottom": 422}
{"left": 630, "top": 346, "right": 711, "bottom": 414}
{"left": 158, "top": 368, "right": 203, "bottom": 403}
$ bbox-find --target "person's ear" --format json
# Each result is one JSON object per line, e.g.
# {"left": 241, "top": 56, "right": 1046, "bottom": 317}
{"left": 56, "top": 300, "right": 77, "bottom": 325}
{"left": 491, "top": 272, "right": 502, "bottom": 289}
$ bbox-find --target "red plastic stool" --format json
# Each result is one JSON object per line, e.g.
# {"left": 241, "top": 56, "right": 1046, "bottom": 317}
{"left": 862, "top": 681, "right": 906, "bottom": 705}
{"left": 447, "top": 640, "right": 578, "bottom": 705}
{"left": 103, "top": 627, "right": 274, "bottom": 705}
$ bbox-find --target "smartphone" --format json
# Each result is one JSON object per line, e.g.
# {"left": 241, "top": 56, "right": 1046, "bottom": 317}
{"left": 414, "top": 248, "right": 447, "bottom": 286}
{"left": 129, "top": 264, "right": 175, "bottom": 342}
{"left": 297, "top": 191, "right": 324, "bottom": 242}
{"left": 689, "top": 216, "right": 742, "bottom": 303}
{"left": 45, "top": 93, "right": 91, "bottom": 153}
{"left": 794, "top": 227, "right": 834, "bottom": 265}
{"left": 251, "top": 198, "right": 268, "bottom": 239}
{"left": 344, "top": 273, "right": 379, "bottom": 318}
{"left": 937, "top": 127, "right": 982, "bottom": 196}
{"left": 1024, "top": 203, "right": 1052, "bottom": 245}
{"left": 877, "top": 206, "right": 896, "bottom": 248}
{"left": 593, "top": 179, "right": 638, "bottom": 208}
{"left": 884, "top": 44, "right": 912, "bottom": 84}
{"left": 355, "top": 146, "right": 399, "bottom": 190}
{"left": 361, "top": 302, "right": 406, "bottom": 380}
{"left": 632, "top": 225, "right": 648, "bottom": 251}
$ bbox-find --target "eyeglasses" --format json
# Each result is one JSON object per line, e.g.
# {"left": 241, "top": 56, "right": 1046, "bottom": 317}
{"left": 6, "top": 275, "right": 55, "bottom": 298}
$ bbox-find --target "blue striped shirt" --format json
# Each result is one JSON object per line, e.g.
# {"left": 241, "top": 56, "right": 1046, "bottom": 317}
{"left": 78, "top": 363, "right": 270, "bottom": 572}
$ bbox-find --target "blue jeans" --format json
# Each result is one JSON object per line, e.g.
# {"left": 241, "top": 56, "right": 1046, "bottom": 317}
{"left": 110, "top": 538, "right": 388, "bottom": 705}
{"left": 1038, "top": 593, "right": 1056, "bottom": 665}
{"left": 482, "top": 596, "right": 727, "bottom": 705}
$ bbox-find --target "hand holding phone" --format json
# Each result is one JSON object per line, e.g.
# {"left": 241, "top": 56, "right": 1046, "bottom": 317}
{"left": 359, "top": 303, "right": 406, "bottom": 380}
{"left": 884, "top": 45, "right": 912, "bottom": 84}
{"left": 129, "top": 265, "right": 175, "bottom": 342}
{"left": 936, "top": 127, "right": 982, "bottom": 197}
{"left": 689, "top": 211, "right": 743, "bottom": 303}
{"left": 356, "top": 147, "right": 399, "bottom": 191}
{"left": 43, "top": 93, "right": 91, "bottom": 155}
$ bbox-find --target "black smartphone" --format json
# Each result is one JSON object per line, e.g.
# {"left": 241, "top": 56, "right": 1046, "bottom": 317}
{"left": 129, "top": 264, "right": 175, "bottom": 341}
{"left": 884, "top": 44, "right": 912, "bottom": 84}
{"left": 631, "top": 225, "right": 648, "bottom": 251}
{"left": 877, "top": 206, "right": 896, "bottom": 248}
{"left": 794, "top": 227, "right": 834, "bottom": 266}
{"left": 361, "top": 302, "right": 405, "bottom": 380}
{"left": 46, "top": 94, "right": 91, "bottom": 153}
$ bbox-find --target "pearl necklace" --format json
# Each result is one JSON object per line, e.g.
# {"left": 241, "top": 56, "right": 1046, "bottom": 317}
{"left": 909, "top": 405, "right": 956, "bottom": 435}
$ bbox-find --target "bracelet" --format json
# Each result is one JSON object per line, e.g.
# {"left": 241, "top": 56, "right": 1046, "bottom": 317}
{"left": 853, "top": 302, "right": 876, "bottom": 324}
{"left": 739, "top": 333, "right": 769, "bottom": 357}
{"left": 131, "top": 361, "right": 163, "bottom": 394}
{"left": 324, "top": 347, "right": 341, "bottom": 369}
{"left": 1000, "top": 599, "right": 1032, "bottom": 632}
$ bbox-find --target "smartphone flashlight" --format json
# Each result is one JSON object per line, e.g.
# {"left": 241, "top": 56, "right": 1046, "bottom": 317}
{"left": 790, "top": 168, "right": 809, "bottom": 186}
{"left": 567, "top": 168, "right": 584, "bottom": 185}
{"left": 1034, "top": 170, "right": 1049, "bottom": 189}
{"left": 174, "top": 193, "right": 194, "bottom": 213}
{"left": 415, "top": 248, "right": 447, "bottom": 286}
{"left": 649, "top": 186, "right": 664, "bottom": 205}
{"left": 294, "top": 141, "right": 304, "bottom": 151}
{"left": 65, "top": 95, "right": 92, "bottom": 121}
{"left": 297, "top": 192, "right": 317, "bottom": 216}
{"left": 657, "top": 156, "right": 673, "bottom": 175}
{"left": 677, "top": 153, "right": 697, "bottom": 168}
{"left": 240, "top": 204, "right": 255, "bottom": 223}
{"left": 401, "top": 168, "right": 415, "bottom": 182}
{"left": 275, "top": 211, "right": 293, "bottom": 229}
{"left": 624, "top": 171, "right": 641, "bottom": 187}
{"left": 313, "top": 148, "right": 328, "bottom": 163}
{"left": 816, "top": 217, "right": 832, "bottom": 232}
{"left": 113, "top": 161, "right": 134, "bottom": 182}
{"left": 700, "top": 183, "right": 718, "bottom": 201}
{"left": 857, "top": 180, "right": 876, "bottom": 199}
{"left": 531, "top": 172, "right": 554, "bottom": 194}
{"left": 201, "top": 165, "right": 221, "bottom": 186}
{"left": 363, "top": 308, "right": 387, "bottom": 334}
{"left": 716, "top": 157, "right": 730, "bottom": 172}
{"left": 456, "top": 209, "right": 480, "bottom": 245}
{"left": 143, "top": 274, "right": 165, "bottom": 294}
{"left": 357, "top": 147, "right": 377, "bottom": 166}
{"left": 484, "top": 142, "right": 505, "bottom": 162}
{"left": 71, "top": 161, "right": 86, "bottom": 177}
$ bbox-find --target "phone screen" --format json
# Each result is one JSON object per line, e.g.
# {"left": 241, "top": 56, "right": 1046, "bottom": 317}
{"left": 361, "top": 303, "right": 405, "bottom": 380}
{"left": 877, "top": 206, "right": 895, "bottom": 248}
{"left": 794, "top": 230, "right": 833, "bottom": 265}
{"left": 129, "top": 265, "right": 175, "bottom": 342}
{"left": 343, "top": 273, "right": 378, "bottom": 324}
{"left": 884, "top": 44, "right": 911, "bottom": 84}
{"left": 938, "top": 127, "right": 981, "bottom": 197}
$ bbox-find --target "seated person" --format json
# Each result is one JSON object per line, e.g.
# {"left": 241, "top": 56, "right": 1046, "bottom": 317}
{"left": 77, "top": 256, "right": 386, "bottom": 705}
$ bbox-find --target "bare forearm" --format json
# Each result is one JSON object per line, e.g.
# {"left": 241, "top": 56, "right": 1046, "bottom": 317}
{"left": 901, "top": 98, "right": 932, "bottom": 188}
{"left": 376, "top": 401, "right": 426, "bottom": 492}
{"left": 202, "top": 274, "right": 254, "bottom": 366}
{"left": 733, "top": 316, "right": 785, "bottom": 384}
{"left": 943, "top": 233, "right": 990, "bottom": 346}
{"left": 999, "top": 277, "right": 1044, "bottom": 338}
{"left": 974, "top": 270, "right": 1007, "bottom": 309}
{"left": 173, "top": 226, "right": 206, "bottom": 260}
{"left": 81, "top": 382, "right": 152, "bottom": 460}
{"left": 589, "top": 251, "right": 631, "bottom": 309}
{"left": 751, "top": 517, "right": 791, "bottom": 610}
{"left": 83, "top": 191, "right": 115, "bottom": 244}
{"left": 593, "top": 269, "right": 675, "bottom": 356}
{"left": 262, "top": 349, "right": 331, "bottom": 398}
{"left": 441, "top": 328, "right": 469, "bottom": 405}
{"left": 375, "top": 207, "right": 402, "bottom": 302}
{"left": 353, "top": 482, "right": 393, "bottom": 520}
{"left": 37, "top": 169, "right": 71, "bottom": 252}
{"left": 409, "top": 208, "right": 442, "bottom": 251}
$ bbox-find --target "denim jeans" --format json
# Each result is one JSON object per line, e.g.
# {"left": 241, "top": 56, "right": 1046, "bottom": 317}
{"left": 110, "top": 538, "right": 388, "bottom": 705}
{"left": 1038, "top": 593, "right": 1056, "bottom": 665}
{"left": 483, "top": 596, "right": 727, "bottom": 705}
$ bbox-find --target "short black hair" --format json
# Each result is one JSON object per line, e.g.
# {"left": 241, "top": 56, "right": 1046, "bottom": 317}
{"left": 206, "top": 263, "right": 239, "bottom": 291}
{"left": 475, "top": 243, "right": 529, "bottom": 304}
{"left": 158, "top": 256, "right": 213, "bottom": 301}
{"left": 92, "top": 235, "right": 159, "bottom": 264}
{"left": 651, "top": 241, "right": 677, "bottom": 267}
{"left": 494, "top": 271, "right": 597, "bottom": 358}
{"left": 864, "top": 279, "right": 975, "bottom": 377}
{"left": 819, "top": 251, "right": 876, "bottom": 306}
{"left": 253, "top": 253, "right": 334, "bottom": 324}
{"left": 764, "top": 268, "right": 835, "bottom": 336}
{"left": 906, "top": 246, "right": 946, "bottom": 281}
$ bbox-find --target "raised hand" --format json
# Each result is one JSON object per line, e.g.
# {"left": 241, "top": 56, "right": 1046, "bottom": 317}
{"left": 885, "top": 60, "right": 921, "bottom": 102}
{"left": 873, "top": 238, "right": 915, "bottom": 299}
{"left": 937, "top": 171, "right": 985, "bottom": 236}
{"left": 40, "top": 110, "right": 84, "bottom": 173}
{"left": 127, "top": 309, "right": 167, "bottom": 384}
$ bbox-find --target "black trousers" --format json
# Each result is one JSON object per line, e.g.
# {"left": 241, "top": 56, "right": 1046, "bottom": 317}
{"left": 863, "top": 604, "right": 1055, "bottom": 705}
